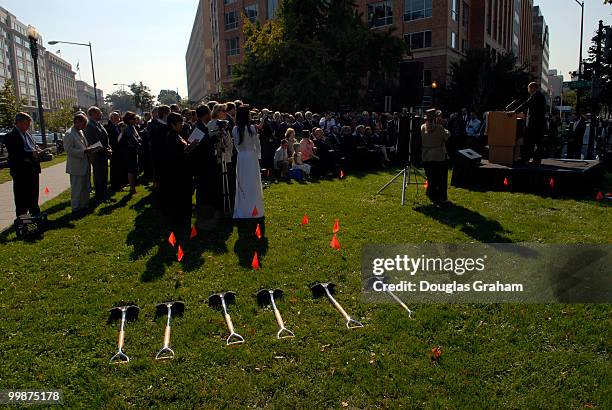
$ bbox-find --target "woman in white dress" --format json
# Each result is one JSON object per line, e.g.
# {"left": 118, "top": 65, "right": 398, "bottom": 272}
{"left": 291, "top": 142, "right": 311, "bottom": 176}
{"left": 232, "top": 105, "right": 264, "bottom": 219}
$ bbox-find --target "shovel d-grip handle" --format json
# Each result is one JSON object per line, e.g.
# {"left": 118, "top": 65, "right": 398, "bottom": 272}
{"left": 223, "top": 313, "right": 244, "bottom": 345}
{"left": 325, "top": 288, "right": 364, "bottom": 329}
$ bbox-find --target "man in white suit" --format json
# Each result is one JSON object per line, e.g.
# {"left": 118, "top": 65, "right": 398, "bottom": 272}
{"left": 64, "top": 113, "right": 95, "bottom": 213}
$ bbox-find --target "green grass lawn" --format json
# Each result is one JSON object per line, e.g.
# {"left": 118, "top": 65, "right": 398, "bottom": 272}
{"left": 0, "top": 153, "right": 67, "bottom": 184}
{"left": 0, "top": 169, "right": 610, "bottom": 408}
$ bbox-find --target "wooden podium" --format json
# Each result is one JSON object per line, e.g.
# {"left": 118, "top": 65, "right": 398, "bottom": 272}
{"left": 486, "top": 111, "right": 525, "bottom": 164}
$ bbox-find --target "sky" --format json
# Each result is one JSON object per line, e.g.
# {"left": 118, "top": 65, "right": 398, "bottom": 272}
{"left": 1, "top": 0, "right": 610, "bottom": 100}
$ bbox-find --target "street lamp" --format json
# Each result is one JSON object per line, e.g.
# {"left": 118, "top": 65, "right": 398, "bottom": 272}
{"left": 26, "top": 25, "right": 46, "bottom": 148}
{"left": 48, "top": 39, "right": 98, "bottom": 106}
{"left": 113, "top": 83, "right": 129, "bottom": 91}
{"left": 573, "top": 0, "right": 585, "bottom": 114}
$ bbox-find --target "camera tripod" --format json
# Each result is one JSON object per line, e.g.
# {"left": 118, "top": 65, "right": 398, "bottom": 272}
{"left": 377, "top": 110, "right": 426, "bottom": 205}
{"left": 377, "top": 161, "right": 426, "bottom": 205}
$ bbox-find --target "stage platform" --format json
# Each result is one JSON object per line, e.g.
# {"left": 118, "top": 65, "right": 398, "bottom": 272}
{"left": 451, "top": 158, "right": 606, "bottom": 196}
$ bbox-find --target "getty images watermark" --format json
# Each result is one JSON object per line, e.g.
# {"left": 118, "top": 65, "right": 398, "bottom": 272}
{"left": 361, "top": 244, "right": 612, "bottom": 303}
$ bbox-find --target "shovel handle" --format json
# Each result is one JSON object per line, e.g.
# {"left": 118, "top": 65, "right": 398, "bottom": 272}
{"left": 273, "top": 308, "right": 285, "bottom": 329}
{"left": 118, "top": 329, "right": 125, "bottom": 350}
{"left": 163, "top": 325, "right": 171, "bottom": 348}
{"left": 328, "top": 295, "right": 350, "bottom": 321}
{"left": 224, "top": 312, "right": 235, "bottom": 334}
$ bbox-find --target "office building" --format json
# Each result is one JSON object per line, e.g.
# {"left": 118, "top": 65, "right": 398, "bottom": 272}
{"left": 186, "top": 0, "right": 536, "bottom": 105}
{"left": 76, "top": 80, "right": 103, "bottom": 109}
{"left": 44, "top": 51, "right": 77, "bottom": 110}
{"left": 531, "top": 5, "right": 549, "bottom": 93}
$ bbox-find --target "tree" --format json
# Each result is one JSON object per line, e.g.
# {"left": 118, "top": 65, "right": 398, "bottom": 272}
{"left": 46, "top": 99, "right": 76, "bottom": 133}
{"left": 157, "top": 89, "right": 181, "bottom": 105}
{"left": 130, "top": 82, "right": 155, "bottom": 113}
{"left": 582, "top": 24, "right": 612, "bottom": 113}
{"left": 445, "top": 49, "right": 529, "bottom": 114}
{"left": 104, "top": 90, "right": 137, "bottom": 113}
{"left": 232, "top": 0, "right": 405, "bottom": 111}
{"left": 0, "top": 80, "right": 25, "bottom": 129}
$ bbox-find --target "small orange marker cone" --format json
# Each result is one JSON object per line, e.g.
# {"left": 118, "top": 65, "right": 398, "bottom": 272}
{"left": 339, "top": 169, "right": 345, "bottom": 179}
{"left": 424, "top": 179, "right": 429, "bottom": 190}
{"left": 255, "top": 223, "right": 262, "bottom": 239}
{"left": 300, "top": 214, "right": 309, "bottom": 226}
{"left": 330, "top": 233, "right": 340, "bottom": 250}
{"left": 252, "top": 251, "right": 260, "bottom": 270}
{"left": 168, "top": 232, "right": 177, "bottom": 247}
{"left": 503, "top": 177, "right": 509, "bottom": 187}
{"left": 549, "top": 177, "right": 555, "bottom": 189}
{"left": 189, "top": 225, "right": 198, "bottom": 239}
{"left": 595, "top": 191, "right": 604, "bottom": 201}
{"left": 252, "top": 206, "right": 259, "bottom": 217}
{"left": 177, "top": 245, "right": 184, "bottom": 262}
{"left": 44, "top": 186, "right": 50, "bottom": 195}
{"left": 333, "top": 219, "right": 340, "bottom": 234}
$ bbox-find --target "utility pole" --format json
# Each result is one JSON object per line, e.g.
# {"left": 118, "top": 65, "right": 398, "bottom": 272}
{"left": 587, "top": 20, "right": 604, "bottom": 159}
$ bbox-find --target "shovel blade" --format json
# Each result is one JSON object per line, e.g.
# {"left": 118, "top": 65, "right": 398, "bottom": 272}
{"left": 256, "top": 289, "right": 272, "bottom": 306}
{"left": 311, "top": 283, "right": 335, "bottom": 298}
{"left": 208, "top": 294, "right": 222, "bottom": 309}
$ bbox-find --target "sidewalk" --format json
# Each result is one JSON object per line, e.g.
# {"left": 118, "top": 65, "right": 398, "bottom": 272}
{"left": 0, "top": 161, "right": 70, "bottom": 232}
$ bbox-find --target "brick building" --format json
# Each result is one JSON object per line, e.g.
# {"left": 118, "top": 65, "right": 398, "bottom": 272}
{"left": 186, "top": 0, "right": 537, "bottom": 106}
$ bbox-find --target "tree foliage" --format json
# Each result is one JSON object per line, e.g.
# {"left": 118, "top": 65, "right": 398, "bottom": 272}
{"left": 445, "top": 49, "right": 529, "bottom": 114}
{"left": 157, "top": 89, "right": 181, "bottom": 105}
{"left": 582, "top": 25, "right": 612, "bottom": 112}
{"left": 130, "top": 82, "right": 155, "bottom": 113}
{"left": 0, "top": 80, "right": 25, "bottom": 129}
{"left": 105, "top": 90, "right": 137, "bottom": 113}
{"left": 46, "top": 99, "right": 76, "bottom": 132}
{"left": 232, "top": 0, "right": 405, "bottom": 111}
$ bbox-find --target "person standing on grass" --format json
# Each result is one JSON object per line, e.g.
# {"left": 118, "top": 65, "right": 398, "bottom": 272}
{"left": 4, "top": 112, "right": 42, "bottom": 217}
{"left": 64, "top": 113, "right": 94, "bottom": 214}
{"left": 84, "top": 106, "right": 112, "bottom": 201}
{"left": 232, "top": 105, "right": 264, "bottom": 219}
{"left": 421, "top": 109, "right": 450, "bottom": 205}
{"left": 119, "top": 111, "right": 142, "bottom": 195}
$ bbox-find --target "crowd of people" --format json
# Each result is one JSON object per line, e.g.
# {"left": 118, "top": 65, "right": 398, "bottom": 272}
{"left": 4, "top": 82, "right": 611, "bottom": 233}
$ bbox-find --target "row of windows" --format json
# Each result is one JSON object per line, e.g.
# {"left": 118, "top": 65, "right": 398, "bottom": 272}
{"left": 367, "top": 0, "right": 469, "bottom": 27}
{"left": 224, "top": 4, "right": 259, "bottom": 30}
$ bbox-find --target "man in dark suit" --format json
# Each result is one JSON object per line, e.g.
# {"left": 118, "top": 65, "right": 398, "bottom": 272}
{"left": 4, "top": 112, "right": 42, "bottom": 217}
{"left": 104, "top": 111, "right": 124, "bottom": 191}
{"left": 84, "top": 106, "right": 111, "bottom": 200}
{"left": 514, "top": 82, "right": 547, "bottom": 163}
{"left": 568, "top": 112, "right": 586, "bottom": 159}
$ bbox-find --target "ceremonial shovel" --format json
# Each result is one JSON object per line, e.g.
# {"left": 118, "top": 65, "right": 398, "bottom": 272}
{"left": 256, "top": 289, "right": 295, "bottom": 339}
{"left": 311, "top": 283, "right": 363, "bottom": 329}
{"left": 155, "top": 301, "right": 185, "bottom": 360}
{"left": 208, "top": 292, "right": 244, "bottom": 345}
{"left": 108, "top": 305, "right": 139, "bottom": 364}
{"left": 366, "top": 276, "right": 414, "bottom": 319}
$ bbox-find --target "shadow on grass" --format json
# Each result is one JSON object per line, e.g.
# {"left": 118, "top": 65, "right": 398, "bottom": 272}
{"left": 415, "top": 203, "right": 514, "bottom": 243}
{"left": 233, "top": 217, "right": 269, "bottom": 269}
{"left": 128, "top": 193, "right": 234, "bottom": 282}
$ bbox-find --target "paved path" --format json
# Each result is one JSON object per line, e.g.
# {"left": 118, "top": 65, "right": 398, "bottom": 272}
{"left": 0, "top": 161, "right": 69, "bottom": 232}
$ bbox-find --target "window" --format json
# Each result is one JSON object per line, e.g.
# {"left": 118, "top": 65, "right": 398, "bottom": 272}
{"left": 462, "top": 38, "right": 468, "bottom": 53}
{"left": 404, "top": 0, "right": 432, "bottom": 21}
{"left": 227, "top": 65, "right": 235, "bottom": 77}
{"left": 244, "top": 4, "right": 258, "bottom": 23}
{"left": 226, "top": 37, "right": 240, "bottom": 56}
{"left": 451, "top": 0, "right": 458, "bottom": 21}
{"left": 404, "top": 31, "right": 432, "bottom": 50}
{"left": 368, "top": 1, "right": 393, "bottom": 27}
{"left": 462, "top": 2, "right": 470, "bottom": 28}
{"left": 268, "top": 0, "right": 279, "bottom": 19}
{"left": 225, "top": 11, "right": 238, "bottom": 30}
{"left": 451, "top": 32, "right": 457, "bottom": 49}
